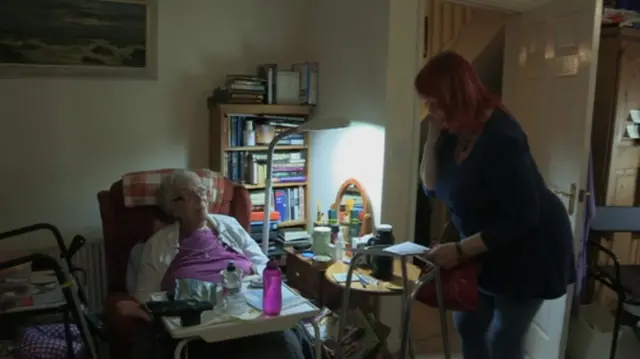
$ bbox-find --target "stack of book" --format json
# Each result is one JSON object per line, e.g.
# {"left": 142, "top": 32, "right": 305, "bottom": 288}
{"left": 245, "top": 152, "right": 307, "bottom": 185}
{"left": 226, "top": 115, "right": 306, "bottom": 148}
{"left": 248, "top": 187, "right": 305, "bottom": 228}
{"left": 248, "top": 192, "right": 282, "bottom": 255}
{"left": 276, "top": 228, "right": 310, "bottom": 246}
{"left": 213, "top": 75, "right": 266, "bottom": 104}
{"left": 301, "top": 308, "right": 383, "bottom": 359}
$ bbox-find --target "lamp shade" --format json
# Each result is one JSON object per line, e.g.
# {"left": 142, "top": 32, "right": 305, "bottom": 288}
{"left": 298, "top": 117, "right": 350, "bottom": 132}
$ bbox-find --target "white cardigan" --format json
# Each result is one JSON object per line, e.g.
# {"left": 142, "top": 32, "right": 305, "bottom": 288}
{"left": 134, "top": 214, "right": 268, "bottom": 302}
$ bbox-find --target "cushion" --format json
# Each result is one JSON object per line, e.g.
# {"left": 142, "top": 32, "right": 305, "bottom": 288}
{"left": 15, "top": 324, "right": 84, "bottom": 359}
{"left": 122, "top": 168, "right": 223, "bottom": 211}
{"left": 125, "top": 243, "right": 144, "bottom": 295}
{"left": 125, "top": 220, "right": 168, "bottom": 294}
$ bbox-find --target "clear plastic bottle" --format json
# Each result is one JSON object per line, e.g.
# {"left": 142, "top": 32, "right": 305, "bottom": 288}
{"left": 262, "top": 258, "right": 282, "bottom": 316}
{"left": 335, "top": 231, "right": 345, "bottom": 261}
{"left": 221, "top": 261, "right": 244, "bottom": 315}
{"left": 330, "top": 224, "right": 340, "bottom": 244}
{"left": 243, "top": 120, "right": 256, "bottom": 146}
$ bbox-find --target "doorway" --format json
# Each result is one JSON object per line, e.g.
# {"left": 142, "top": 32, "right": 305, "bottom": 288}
{"left": 412, "top": 3, "right": 507, "bottom": 356}
{"left": 414, "top": 0, "right": 603, "bottom": 358}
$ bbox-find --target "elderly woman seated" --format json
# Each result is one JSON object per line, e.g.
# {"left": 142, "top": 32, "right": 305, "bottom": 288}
{"left": 130, "top": 170, "right": 308, "bottom": 359}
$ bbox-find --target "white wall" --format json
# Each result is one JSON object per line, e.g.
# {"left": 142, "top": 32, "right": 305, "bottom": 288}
{"left": 0, "top": 0, "right": 425, "bottom": 349}
{"left": 308, "top": 0, "right": 424, "bottom": 350}
{"left": 0, "top": 0, "right": 310, "bottom": 249}
{"left": 307, "top": 0, "right": 424, "bottom": 243}
{"left": 307, "top": 0, "right": 389, "bottom": 225}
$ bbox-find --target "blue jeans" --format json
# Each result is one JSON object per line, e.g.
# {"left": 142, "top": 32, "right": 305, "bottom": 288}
{"left": 453, "top": 292, "right": 543, "bottom": 359}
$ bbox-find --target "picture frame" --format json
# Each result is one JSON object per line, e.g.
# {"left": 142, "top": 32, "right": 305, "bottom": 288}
{"left": 0, "top": 0, "right": 158, "bottom": 79}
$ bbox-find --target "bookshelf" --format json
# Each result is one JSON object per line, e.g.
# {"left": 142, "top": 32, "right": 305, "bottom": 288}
{"left": 208, "top": 101, "right": 314, "bottom": 235}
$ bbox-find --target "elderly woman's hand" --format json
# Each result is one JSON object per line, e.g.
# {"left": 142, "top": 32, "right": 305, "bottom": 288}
{"left": 425, "top": 243, "right": 459, "bottom": 269}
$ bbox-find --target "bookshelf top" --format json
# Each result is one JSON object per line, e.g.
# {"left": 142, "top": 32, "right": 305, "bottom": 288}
{"left": 225, "top": 145, "right": 307, "bottom": 152}
{"left": 208, "top": 101, "right": 313, "bottom": 116}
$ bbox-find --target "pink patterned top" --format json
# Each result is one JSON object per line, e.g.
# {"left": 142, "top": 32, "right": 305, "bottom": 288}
{"left": 160, "top": 227, "right": 253, "bottom": 291}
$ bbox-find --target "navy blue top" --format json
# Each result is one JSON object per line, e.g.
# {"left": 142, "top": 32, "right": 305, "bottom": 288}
{"left": 425, "top": 109, "right": 576, "bottom": 300}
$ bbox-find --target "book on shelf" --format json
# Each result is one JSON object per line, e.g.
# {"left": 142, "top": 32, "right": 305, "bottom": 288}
{"left": 257, "top": 64, "right": 277, "bottom": 104}
{"left": 250, "top": 211, "right": 280, "bottom": 222}
{"left": 249, "top": 220, "right": 280, "bottom": 253}
{"left": 226, "top": 115, "right": 306, "bottom": 148}
{"left": 278, "top": 228, "right": 310, "bottom": 242}
{"left": 273, "top": 187, "right": 305, "bottom": 223}
{"left": 249, "top": 221, "right": 279, "bottom": 237}
{"left": 226, "top": 151, "right": 307, "bottom": 185}
{"left": 275, "top": 228, "right": 310, "bottom": 245}
{"left": 292, "top": 62, "right": 319, "bottom": 106}
{"left": 211, "top": 75, "right": 267, "bottom": 104}
{"left": 248, "top": 187, "right": 306, "bottom": 225}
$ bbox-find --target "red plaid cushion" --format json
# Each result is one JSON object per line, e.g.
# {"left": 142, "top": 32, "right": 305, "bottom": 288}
{"left": 122, "top": 169, "right": 223, "bottom": 212}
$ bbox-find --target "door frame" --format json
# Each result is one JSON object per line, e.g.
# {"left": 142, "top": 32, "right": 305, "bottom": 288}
{"left": 378, "top": 0, "right": 426, "bottom": 352}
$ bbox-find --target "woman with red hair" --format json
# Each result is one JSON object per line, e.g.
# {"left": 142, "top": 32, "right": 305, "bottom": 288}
{"left": 417, "top": 51, "right": 575, "bottom": 359}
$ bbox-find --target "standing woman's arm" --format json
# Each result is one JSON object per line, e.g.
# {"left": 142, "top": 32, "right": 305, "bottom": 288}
{"left": 420, "top": 117, "right": 442, "bottom": 193}
{"left": 459, "top": 131, "right": 540, "bottom": 257}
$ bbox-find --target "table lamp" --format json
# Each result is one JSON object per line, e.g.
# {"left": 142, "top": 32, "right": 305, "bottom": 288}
{"left": 261, "top": 117, "right": 351, "bottom": 254}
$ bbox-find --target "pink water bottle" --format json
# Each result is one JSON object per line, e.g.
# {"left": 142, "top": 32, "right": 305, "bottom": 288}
{"left": 262, "top": 258, "right": 282, "bottom": 316}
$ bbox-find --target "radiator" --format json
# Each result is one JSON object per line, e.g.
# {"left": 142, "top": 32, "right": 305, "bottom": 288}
{"left": 41, "top": 241, "right": 108, "bottom": 313}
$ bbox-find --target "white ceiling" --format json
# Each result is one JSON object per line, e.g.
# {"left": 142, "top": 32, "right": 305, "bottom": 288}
{"left": 444, "top": 0, "right": 553, "bottom": 13}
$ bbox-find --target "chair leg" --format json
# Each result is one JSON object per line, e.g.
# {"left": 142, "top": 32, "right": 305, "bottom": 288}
{"left": 610, "top": 293, "right": 624, "bottom": 359}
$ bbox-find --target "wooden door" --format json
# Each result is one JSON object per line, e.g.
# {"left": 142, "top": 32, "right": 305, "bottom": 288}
{"left": 501, "top": 0, "right": 602, "bottom": 358}
{"left": 591, "top": 29, "right": 640, "bottom": 307}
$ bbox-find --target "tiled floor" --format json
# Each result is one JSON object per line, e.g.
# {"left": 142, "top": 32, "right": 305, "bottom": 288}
{"left": 408, "top": 301, "right": 462, "bottom": 359}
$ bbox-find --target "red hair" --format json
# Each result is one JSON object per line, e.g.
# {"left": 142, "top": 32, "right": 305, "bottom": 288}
{"left": 415, "top": 51, "right": 500, "bottom": 133}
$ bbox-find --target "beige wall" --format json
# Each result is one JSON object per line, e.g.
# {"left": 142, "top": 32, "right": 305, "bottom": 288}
{"left": 307, "top": 0, "right": 390, "bottom": 228}
{"left": 0, "top": 0, "right": 310, "bottom": 249}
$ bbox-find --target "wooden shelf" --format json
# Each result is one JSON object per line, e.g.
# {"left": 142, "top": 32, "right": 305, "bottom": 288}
{"left": 244, "top": 182, "right": 307, "bottom": 190}
{"left": 210, "top": 102, "right": 313, "bottom": 231}
{"left": 314, "top": 221, "right": 351, "bottom": 226}
{"left": 209, "top": 102, "right": 314, "bottom": 116}
{"left": 278, "top": 219, "right": 307, "bottom": 228}
{"left": 225, "top": 145, "right": 307, "bottom": 152}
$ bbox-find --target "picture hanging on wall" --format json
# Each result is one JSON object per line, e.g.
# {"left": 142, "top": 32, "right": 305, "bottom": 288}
{"left": 0, "top": 0, "right": 157, "bottom": 79}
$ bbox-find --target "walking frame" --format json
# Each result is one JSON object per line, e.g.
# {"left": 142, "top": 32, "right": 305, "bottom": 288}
{"left": 0, "top": 223, "right": 100, "bottom": 359}
{"left": 336, "top": 245, "right": 451, "bottom": 359}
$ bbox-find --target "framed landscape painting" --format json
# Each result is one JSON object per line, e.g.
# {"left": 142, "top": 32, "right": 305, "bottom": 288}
{"left": 0, "top": 0, "right": 157, "bottom": 79}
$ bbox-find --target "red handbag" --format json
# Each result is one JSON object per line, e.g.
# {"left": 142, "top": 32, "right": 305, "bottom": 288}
{"left": 414, "top": 259, "right": 479, "bottom": 311}
{"left": 414, "top": 221, "right": 479, "bottom": 311}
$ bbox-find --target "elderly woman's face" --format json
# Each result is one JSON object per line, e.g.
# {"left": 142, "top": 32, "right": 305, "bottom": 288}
{"left": 171, "top": 176, "right": 208, "bottom": 224}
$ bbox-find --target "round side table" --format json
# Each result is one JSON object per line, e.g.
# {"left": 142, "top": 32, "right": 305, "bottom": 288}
{"left": 325, "top": 258, "right": 423, "bottom": 358}
{"left": 325, "top": 260, "right": 421, "bottom": 294}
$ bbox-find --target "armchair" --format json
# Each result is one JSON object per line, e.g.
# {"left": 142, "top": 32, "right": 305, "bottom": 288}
{"left": 97, "top": 175, "right": 251, "bottom": 359}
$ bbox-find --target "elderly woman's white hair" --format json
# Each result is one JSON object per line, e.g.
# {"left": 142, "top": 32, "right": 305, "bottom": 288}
{"left": 155, "top": 170, "right": 203, "bottom": 216}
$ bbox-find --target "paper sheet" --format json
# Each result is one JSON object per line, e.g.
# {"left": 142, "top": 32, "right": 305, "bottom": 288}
{"left": 625, "top": 124, "right": 640, "bottom": 140}
{"left": 244, "top": 286, "right": 307, "bottom": 311}
{"left": 630, "top": 109, "right": 640, "bottom": 124}
{"left": 382, "top": 242, "right": 429, "bottom": 256}
{"left": 332, "top": 272, "right": 360, "bottom": 283}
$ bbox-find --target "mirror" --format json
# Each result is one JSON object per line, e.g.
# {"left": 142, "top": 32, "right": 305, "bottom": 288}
{"left": 334, "top": 178, "right": 374, "bottom": 237}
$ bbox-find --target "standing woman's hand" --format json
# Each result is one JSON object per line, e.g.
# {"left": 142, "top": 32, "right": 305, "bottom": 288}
{"left": 426, "top": 242, "right": 460, "bottom": 269}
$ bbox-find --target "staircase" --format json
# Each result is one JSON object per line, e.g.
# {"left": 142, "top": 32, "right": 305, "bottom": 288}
{"left": 426, "top": 0, "right": 508, "bottom": 62}
{"left": 425, "top": 0, "right": 475, "bottom": 59}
